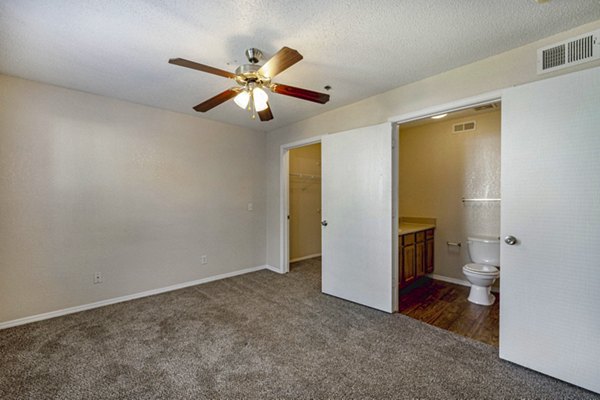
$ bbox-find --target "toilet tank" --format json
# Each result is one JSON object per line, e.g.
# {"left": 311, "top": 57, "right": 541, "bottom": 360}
{"left": 467, "top": 236, "right": 500, "bottom": 266}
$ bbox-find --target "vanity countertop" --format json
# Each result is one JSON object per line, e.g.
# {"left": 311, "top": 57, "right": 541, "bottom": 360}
{"left": 398, "top": 223, "right": 436, "bottom": 235}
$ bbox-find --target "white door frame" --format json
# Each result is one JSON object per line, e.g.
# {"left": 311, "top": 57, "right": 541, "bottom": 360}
{"left": 389, "top": 89, "right": 502, "bottom": 309}
{"left": 280, "top": 136, "right": 324, "bottom": 274}
{"left": 388, "top": 90, "right": 503, "bottom": 125}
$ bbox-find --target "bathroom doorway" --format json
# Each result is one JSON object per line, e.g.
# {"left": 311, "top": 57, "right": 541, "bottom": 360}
{"left": 288, "top": 143, "right": 322, "bottom": 273}
{"left": 395, "top": 101, "right": 502, "bottom": 346}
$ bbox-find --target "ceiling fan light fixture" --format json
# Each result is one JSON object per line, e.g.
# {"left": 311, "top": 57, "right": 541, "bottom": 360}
{"left": 252, "top": 86, "right": 269, "bottom": 112}
{"left": 254, "top": 100, "right": 269, "bottom": 112}
{"left": 234, "top": 90, "right": 250, "bottom": 109}
{"left": 431, "top": 113, "right": 448, "bottom": 119}
{"left": 253, "top": 86, "right": 268, "bottom": 103}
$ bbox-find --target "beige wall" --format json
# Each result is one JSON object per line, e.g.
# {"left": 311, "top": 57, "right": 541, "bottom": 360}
{"left": 289, "top": 144, "right": 322, "bottom": 261}
{"left": 0, "top": 74, "right": 266, "bottom": 323}
{"left": 399, "top": 111, "right": 501, "bottom": 282}
{"left": 266, "top": 19, "right": 600, "bottom": 270}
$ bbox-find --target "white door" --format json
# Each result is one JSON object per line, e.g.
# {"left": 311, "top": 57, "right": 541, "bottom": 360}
{"left": 321, "top": 123, "right": 398, "bottom": 313}
{"left": 500, "top": 66, "right": 600, "bottom": 393}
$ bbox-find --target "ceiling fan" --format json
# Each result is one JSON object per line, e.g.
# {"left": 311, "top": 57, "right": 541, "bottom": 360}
{"left": 169, "top": 47, "right": 330, "bottom": 121}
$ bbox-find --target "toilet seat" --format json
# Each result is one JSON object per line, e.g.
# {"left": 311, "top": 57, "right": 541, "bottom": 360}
{"left": 463, "top": 263, "right": 499, "bottom": 275}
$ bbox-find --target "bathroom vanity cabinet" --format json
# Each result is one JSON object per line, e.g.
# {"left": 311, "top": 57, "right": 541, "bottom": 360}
{"left": 399, "top": 227, "right": 435, "bottom": 289}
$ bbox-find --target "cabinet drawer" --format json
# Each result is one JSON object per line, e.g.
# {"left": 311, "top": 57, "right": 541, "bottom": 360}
{"left": 426, "top": 229, "right": 434, "bottom": 239}
{"left": 402, "top": 233, "right": 415, "bottom": 246}
{"left": 416, "top": 231, "right": 425, "bottom": 242}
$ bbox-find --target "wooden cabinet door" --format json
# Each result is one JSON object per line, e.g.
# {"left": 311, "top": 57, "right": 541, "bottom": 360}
{"left": 426, "top": 239, "right": 434, "bottom": 273}
{"left": 415, "top": 242, "right": 425, "bottom": 277}
{"left": 402, "top": 244, "right": 415, "bottom": 285}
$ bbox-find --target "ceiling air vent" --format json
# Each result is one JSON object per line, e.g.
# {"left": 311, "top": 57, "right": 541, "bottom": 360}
{"left": 537, "top": 30, "right": 600, "bottom": 74}
{"left": 473, "top": 103, "right": 498, "bottom": 112}
{"left": 453, "top": 121, "right": 476, "bottom": 133}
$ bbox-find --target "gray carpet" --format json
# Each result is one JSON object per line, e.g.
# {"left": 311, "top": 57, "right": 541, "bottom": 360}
{"left": 0, "top": 258, "right": 597, "bottom": 399}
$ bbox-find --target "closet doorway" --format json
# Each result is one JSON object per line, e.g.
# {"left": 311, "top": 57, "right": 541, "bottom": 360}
{"left": 279, "top": 123, "right": 397, "bottom": 313}
{"left": 288, "top": 143, "right": 322, "bottom": 271}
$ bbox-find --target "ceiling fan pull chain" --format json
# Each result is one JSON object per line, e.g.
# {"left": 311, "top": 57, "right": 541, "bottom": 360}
{"left": 250, "top": 91, "right": 256, "bottom": 120}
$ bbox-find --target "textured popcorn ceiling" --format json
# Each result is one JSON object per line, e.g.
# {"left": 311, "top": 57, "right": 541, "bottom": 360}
{"left": 1, "top": 1, "right": 599, "bottom": 131}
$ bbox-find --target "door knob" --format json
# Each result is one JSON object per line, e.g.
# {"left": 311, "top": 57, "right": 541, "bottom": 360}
{"left": 504, "top": 235, "right": 518, "bottom": 245}
{"left": 321, "top": 220, "right": 328, "bottom": 226}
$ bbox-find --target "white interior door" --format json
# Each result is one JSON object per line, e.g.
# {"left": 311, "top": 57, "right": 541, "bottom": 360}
{"left": 321, "top": 123, "right": 397, "bottom": 313}
{"left": 500, "top": 66, "right": 600, "bottom": 393}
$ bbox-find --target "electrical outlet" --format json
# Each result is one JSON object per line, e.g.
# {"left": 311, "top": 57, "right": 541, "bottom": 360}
{"left": 93, "top": 272, "right": 103, "bottom": 284}
{"left": 201, "top": 255, "right": 208, "bottom": 265}
{"left": 247, "top": 202, "right": 254, "bottom": 211}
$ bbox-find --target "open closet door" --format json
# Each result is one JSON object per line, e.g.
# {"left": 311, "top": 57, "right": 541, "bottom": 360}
{"left": 321, "top": 123, "right": 397, "bottom": 313}
{"left": 500, "top": 66, "right": 600, "bottom": 393}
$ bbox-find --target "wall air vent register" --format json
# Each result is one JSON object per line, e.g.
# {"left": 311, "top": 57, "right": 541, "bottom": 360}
{"left": 537, "top": 30, "right": 600, "bottom": 74}
{"left": 453, "top": 121, "right": 477, "bottom": 133}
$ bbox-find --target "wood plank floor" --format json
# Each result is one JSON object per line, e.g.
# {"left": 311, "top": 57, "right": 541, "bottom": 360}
{"left": 399, "top": 279, "right": 499, "bottom": 347}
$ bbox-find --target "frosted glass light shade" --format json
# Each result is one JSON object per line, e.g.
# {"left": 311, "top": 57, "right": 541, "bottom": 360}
{"left": 234, "top": 90, "right": 250, "bottom": 109}
{"left": 253, "top": 87, "right": 268, "bottom": 103}
{"left": 252, "top": 87, "right": 269, "bottom": 111}
{"left": 254, "top": 99, "right": 269, "bottom": 112}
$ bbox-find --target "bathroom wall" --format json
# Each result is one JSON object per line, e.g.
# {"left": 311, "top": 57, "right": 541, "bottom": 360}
{"left": 0, "top": 74, "right": 267, "bottom": 324}
{"left": 398, "top": 110, "right": 501, "bottom": 283}
{"left": 289, "top": 144, "right": 322, "bottom": 261}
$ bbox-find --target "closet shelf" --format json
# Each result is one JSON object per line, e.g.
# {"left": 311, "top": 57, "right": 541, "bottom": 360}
{"left": 290, "top": 173, "right": 321, "bottom": 180}
{"left": 462, "top": 198, "right": 501, "bottom": 203}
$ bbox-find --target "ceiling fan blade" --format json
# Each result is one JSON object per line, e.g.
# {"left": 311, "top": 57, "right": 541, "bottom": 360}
{"left": 258, "top": 102, "right": 274, "bottom": 121}
{"left": 169, "top": 58, "right": 236, "bottom": 79}
{"left": 193, "top": 89, "right": 239, "bottom": 112}
{"left": 258, "top": 47, "right": 303, "bottom": 78}
{"left": 270, "top": 83, "right": 330, "bottom": 104}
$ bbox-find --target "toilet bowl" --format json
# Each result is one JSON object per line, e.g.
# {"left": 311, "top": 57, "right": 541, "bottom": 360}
{"left": 463, "top": 263, "right": 499, "bottom": 305}
{"left": 463, "top": 237, "right": 500, "bottom": 306}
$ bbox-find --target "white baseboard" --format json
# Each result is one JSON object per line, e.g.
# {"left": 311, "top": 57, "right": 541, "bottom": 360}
{"left": 430, "top": 273, "right": 500, "bottom": 293}
{"left": 289, "top": 253, "right": 321, "bottom": 263}
{"left": 265, "top": 265, "right": 285, "bottom": 274}
{"left": 0, "top": 265, "right": 268, "bottom": 330}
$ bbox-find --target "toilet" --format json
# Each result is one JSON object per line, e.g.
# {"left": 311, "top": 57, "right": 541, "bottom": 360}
{"left": 462, "top": 236, "right": 500, "bottom": 306}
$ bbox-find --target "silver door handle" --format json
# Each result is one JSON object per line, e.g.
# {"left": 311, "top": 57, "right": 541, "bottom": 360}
{"left": 321, "top": 220, "right": 328, "bottom": 226}
{"left": 504, "top": 235, "right": 518, "bottom": 245}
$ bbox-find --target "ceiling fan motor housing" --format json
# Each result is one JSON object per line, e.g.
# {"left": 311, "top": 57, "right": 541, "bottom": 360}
{"left": 245, "top": 48, "right": 263, "bottom": 64}
{"left": 234, "top": 63, "right": 270, "bottom": 87}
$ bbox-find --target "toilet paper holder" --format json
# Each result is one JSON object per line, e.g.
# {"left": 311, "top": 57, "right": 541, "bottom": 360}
{"left": 446, "top": 241, "right": 462, "bottom": 247}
